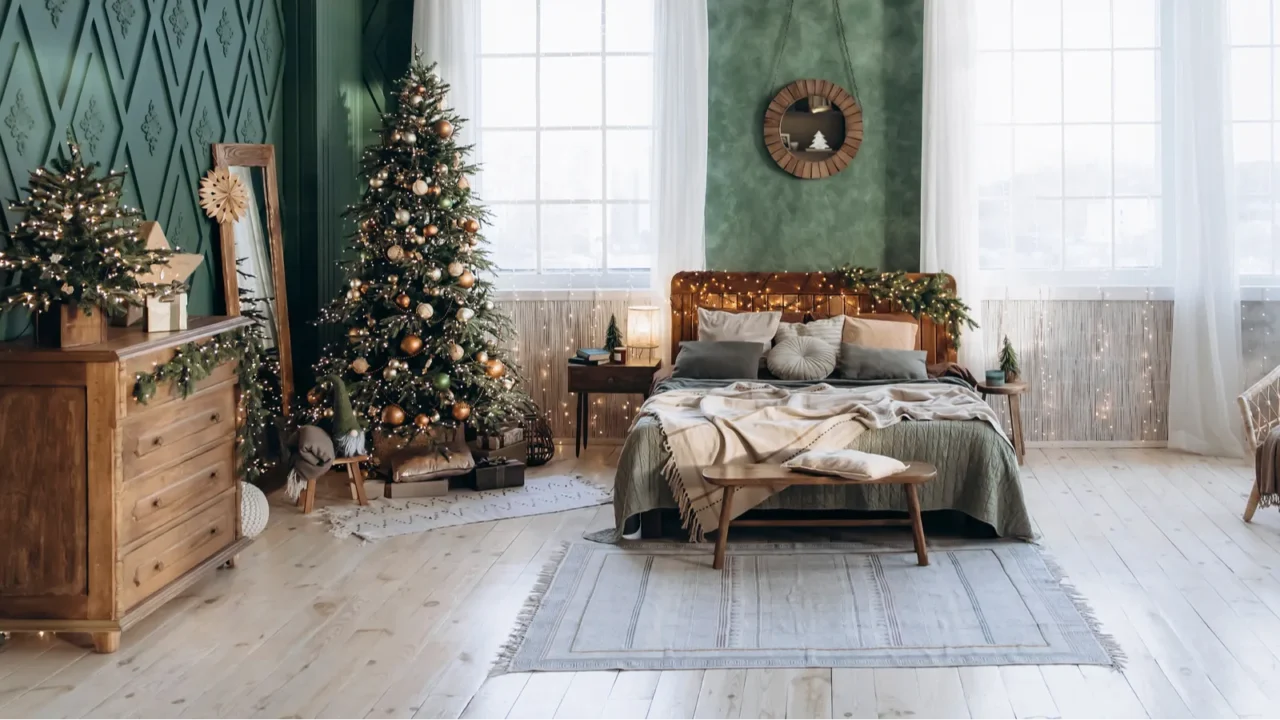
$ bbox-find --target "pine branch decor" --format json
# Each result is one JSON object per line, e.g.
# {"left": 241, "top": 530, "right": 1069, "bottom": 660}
{"left": 133, "top": 327, "right": 273, "bottom": 484}
{"left": 836, "top": 266, "right": 979, "bottom": 345}
{"left": 0, "top": 136, "right": 179, "bottom": 314}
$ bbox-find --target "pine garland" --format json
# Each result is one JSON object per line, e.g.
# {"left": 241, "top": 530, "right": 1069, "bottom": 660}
{"left": 837, "top": 266, "right": 979, "bottom": 345}
{"left": 132, "top": 328, "right": 272, "bottom": 484}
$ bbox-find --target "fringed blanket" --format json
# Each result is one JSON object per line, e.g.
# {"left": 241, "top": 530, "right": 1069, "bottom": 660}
{"left": 640, "top": 382, "right": 1010, "bottom": 540}
{"left": 1256, "top": 426, "right": 1280, "bottom": 508}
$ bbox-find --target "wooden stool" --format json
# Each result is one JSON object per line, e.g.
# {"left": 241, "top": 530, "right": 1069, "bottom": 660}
{"left": 297, "top": 455, "right": 371, "bottom": 514}
{"left": 977, "top": 380, "right": 1028, "bottom": 465}
{"left": 701, "top": 462, "right": 937, "bottom": 570}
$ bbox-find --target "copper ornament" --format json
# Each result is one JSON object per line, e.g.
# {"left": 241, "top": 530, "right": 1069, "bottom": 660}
{"left": 381, "top": 405, "right": 406, "bottom": 426}
{"left": 451, "top": 402, "right": 471, "bottom": 421}
{"left": 395, "top": 293, "right": 412, "bottom": 309}
{"left": 457, "top": 270, "right": 475, "bottom": 289}
{"left": 434, "top": 119, "right": 454, "bottom": 138}
{"left": 400, "top": 335, "right": 424, "bottom": 355}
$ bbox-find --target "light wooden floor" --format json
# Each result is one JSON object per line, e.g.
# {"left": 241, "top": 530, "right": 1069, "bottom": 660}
{"left": 2, "top": 446, "right": 1279, "bottom": 718}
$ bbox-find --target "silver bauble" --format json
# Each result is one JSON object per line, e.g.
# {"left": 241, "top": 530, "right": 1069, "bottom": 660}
{"left": 448, "top": 343, "right": 465, "bottom": 362}
{"left": 409, "top": 94, "right": 423, "bottom": 106}
{"left": 387, "top": 244, "right": 404, "bottom": 261}
{"left": 369, "top": 177, "right": 384, "bottom": 189}
{"left": 347, "top": 288, "right": 361, "bottom": 301}
{"left": 447, "top": 261, "right": 465, "bottom": 277}
{"left": 415, "top": 303, "right": 434, "bottom": 320}
{"left": 349, "top": 278, "right": 361, "bottom": 288}
{"left": 383, "top": 366, "right": 399, "bottom": 380}
{"left": 427, "top": 267, "right": 443, "bottom": 281}
{"left": 456, "top": 307, "right": 475, "bottom": 322}
{"left": 394, "top": 208, "right": 411, "bottom": 225}
{"left": 403, "top": 131, "right": 417, "bottom": 145}
{"left": 412, "top": 179, "right": 430, "bottom": 196}
{"left": 483, "top": 300, "right": 494, "bottom": 310}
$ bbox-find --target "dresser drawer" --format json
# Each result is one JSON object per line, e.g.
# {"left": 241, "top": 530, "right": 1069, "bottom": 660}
{"left": 119, "top": 442, "right": 235, "bottom": 549}
{"left": 122, "top": 382, "right": 235, "bottom": 478}
{"left": 119, "top": 490, "right": 236, "bottom": 611}
{"left": 121, "top": 350, "right": 238, "bottom": 418}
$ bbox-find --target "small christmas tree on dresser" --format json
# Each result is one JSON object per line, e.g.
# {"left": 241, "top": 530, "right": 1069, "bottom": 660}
{"left": 0, "top": 137, "right": 176, "bottom": 315}
{"left": 605, "top": 314, "right": 623, "bottom": 360}
{"left": 309, "top": 55, "right": 528, "bottom": 439}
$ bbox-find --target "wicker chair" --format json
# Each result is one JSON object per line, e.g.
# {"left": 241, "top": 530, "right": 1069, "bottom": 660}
{"left": 1238, "top": 366, "right": 1280, "bottom": 521}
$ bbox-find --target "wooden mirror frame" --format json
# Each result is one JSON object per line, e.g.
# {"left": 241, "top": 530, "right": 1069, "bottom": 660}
{"left": 211, "top": 143, "right": 293, "bottom": 416}
{"left": 763, "top": 79, "right": 864, "bottom": 179}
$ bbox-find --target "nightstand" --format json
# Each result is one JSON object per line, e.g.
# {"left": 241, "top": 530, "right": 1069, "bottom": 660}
{"left": 567, "top": 358, "right": 662, "bottom": 457}
{"left": 977, "top": 380, "right": 1028, "bottom": 465}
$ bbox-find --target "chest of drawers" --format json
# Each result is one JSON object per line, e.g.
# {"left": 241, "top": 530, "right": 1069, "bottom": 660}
{"left": 0, "top": 316, "right": 253, "bottom": 652}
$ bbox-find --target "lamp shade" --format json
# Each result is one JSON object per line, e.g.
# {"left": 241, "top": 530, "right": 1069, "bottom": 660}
{"left": 626, "top": 306, "right": 661, "bottom": 349}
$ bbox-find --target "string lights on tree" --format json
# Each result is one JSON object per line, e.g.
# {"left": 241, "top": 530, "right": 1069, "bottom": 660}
{"left": 306, "top": 54, "right": 529, "bottom": 437}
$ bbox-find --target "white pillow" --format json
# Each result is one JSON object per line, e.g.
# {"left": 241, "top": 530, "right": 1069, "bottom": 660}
{"left": 783, "top": 449, "right": 908, "bottom": 481}
{"left": 766, "top": 336, "right": 837, "bottom": 381}
{"left": 774, "top": 315, "right": 845, "bottom": 350}
{"left": 698, "top": 308, "right": 781, "bottom": 351}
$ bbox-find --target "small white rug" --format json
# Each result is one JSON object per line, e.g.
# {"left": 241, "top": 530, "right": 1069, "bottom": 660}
{"left": 321, "top": 475, "right": 611, "bottom": 540}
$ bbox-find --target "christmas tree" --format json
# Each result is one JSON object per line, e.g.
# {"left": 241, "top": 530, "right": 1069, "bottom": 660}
{"left": 807, "top": 131, "right": 832, "bottom": 152}
{"left": 605, "top": 314, "right": 623, "bottom": 352}
{"left": 0, "top": 137, "right": 177, "bottom": 314}
{"left": 309, "top": 56, "right": 528, "bottom": 438}
{"left": 999, "top": 335, "right": 1020, "bottom": 380}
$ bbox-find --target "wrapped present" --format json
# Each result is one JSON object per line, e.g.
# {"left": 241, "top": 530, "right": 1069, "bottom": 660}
{"left": 470, "top": 439, "right": 528, "bottom": 464}
{"left": 468, "top": 459, "right": 526, "bottom": 491}
{"left": 479, "top": 426, "right": 524, "bottom": 449}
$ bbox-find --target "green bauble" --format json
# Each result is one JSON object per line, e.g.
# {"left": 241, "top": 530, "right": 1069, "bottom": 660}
{"left": 432, "top": 372, "right": 452, "bottom": 390}
{"left": 438, "top": 197, "right": 455, "bottom": 210}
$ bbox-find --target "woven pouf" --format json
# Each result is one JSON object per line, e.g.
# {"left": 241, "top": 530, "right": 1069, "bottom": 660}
{"left": 240, "top": 481, "right": 269, "bottom": 538}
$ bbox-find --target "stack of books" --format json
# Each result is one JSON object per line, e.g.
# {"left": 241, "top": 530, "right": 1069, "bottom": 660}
{"left": 569, "top": 348, "right": 611, "bottom": 365}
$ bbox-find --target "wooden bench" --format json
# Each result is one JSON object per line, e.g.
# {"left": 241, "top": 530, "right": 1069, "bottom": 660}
{"left": 701, "top": 462, "right": 937, "bottom": 570}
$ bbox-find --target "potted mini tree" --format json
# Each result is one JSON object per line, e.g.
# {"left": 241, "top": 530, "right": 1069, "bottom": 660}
{"left": 999, "top": 335, "right": 1020, "bottom": 383}
{"left": 605, "top": 314, "right": 625, "bottom": 363}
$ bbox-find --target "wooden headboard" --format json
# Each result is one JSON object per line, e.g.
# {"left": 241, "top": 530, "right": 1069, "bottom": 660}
{"left": 670, "top": 271, "right": 959, "bottom": 365}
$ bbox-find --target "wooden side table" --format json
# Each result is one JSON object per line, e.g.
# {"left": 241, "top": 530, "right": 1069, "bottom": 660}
{"left": 977, "top": 380, "right": 1028, "bottom": 465}
{"left": 701, "top": 462, "right": 937, "bottom": 570}
{"left": 567, "top": 358, "right": 662, "bottom": 457}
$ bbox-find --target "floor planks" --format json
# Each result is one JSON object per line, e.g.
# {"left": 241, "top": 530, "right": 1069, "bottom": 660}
{"left": 0, "top": 446, "right": 1277, "bottom": 718}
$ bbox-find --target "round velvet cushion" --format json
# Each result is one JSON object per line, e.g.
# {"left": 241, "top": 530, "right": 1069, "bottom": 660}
{"left": 766, "top": 336, "right": 837, "bottom": 381}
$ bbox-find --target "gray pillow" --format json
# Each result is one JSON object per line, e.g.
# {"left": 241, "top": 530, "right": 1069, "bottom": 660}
{"left": 837, "top": 344, "right": 928, "bottom": 381}
{"left": 673, "top": 341, "right": 763, "bottom": 379}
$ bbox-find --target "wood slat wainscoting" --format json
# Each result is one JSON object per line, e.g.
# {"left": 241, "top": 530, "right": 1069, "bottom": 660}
{"left": 500, "top": 297, "right": 1280, "bottom": 445}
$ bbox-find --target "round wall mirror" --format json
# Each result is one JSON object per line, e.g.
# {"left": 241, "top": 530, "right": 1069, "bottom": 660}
{"left": 763, "top": 79, "right": 863, "bottom": 179}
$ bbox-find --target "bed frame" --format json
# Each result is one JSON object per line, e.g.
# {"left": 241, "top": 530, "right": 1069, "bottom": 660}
{"left": 670, "top": 271, "right": 959, "bottom": 365}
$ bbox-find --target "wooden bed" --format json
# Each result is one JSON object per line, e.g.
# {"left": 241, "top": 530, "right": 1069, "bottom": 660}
{"left": 670, "top": 271, "right": 959, "bottom": 364}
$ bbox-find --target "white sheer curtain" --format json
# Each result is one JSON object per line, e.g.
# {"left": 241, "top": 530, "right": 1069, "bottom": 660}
{"left": 649, "top": 0, "right": 708, "bottom": 363}
{"left": 1167, "top": 0, "right": 1245, "bottom": 457}
{"left": 919, "top": 0, "right": 983, "bottom": 371}
{"left": 412, "top": 0, "right": 480, "bottom": 150}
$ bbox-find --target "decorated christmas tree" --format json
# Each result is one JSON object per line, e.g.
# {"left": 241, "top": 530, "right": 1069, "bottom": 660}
{"left": 0, "top": 137, "right": 176, "bottom": 314}
{"left": 308, "top": 55, "right": 527, "bottom": 438}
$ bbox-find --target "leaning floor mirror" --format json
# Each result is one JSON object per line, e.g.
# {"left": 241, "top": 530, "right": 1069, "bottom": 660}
{"left": 211, "top": 143, "right": 293, "bottom": 416}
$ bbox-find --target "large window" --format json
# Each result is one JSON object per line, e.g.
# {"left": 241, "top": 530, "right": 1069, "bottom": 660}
{"left": 478, "top": 0, "right": 654, "bottom": 290}
{"left": 1230, "top": 0, "right": 1280, "bottom": 279}
{"left": 976, "top": 0, "right": 1164, "bottom": 287}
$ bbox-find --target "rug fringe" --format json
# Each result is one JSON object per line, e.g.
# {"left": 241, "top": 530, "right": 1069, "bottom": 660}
{"left": 318, "top": 506, "right": 364, "bottom": 541}
{"left": 1038, "top": 551, "right": 1127, "bottom": 670}
{"left": 491, "top": 540, "right": 572, "bottom": 676}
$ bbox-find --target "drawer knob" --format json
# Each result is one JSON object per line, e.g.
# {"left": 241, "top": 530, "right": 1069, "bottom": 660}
{"left": 153, "top": 561, "right": 164, "bottom": 571}
{"left": 209, "top": 470, "right": 219, "bottom": 479}
{"left": 209, "top": 527, "right": 219, "bottom": 536}
{"left": 152, "top": 437, "right": 164, "bottom": 446}
{"left": 151, "top": 498, "right": 162, "bottom": 508}
{"left": 210, "top": 412, "right": 222, "bottom": 423}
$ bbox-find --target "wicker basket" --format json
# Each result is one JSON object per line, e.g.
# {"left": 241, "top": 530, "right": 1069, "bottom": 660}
{"left": 522, "top": 411, "right": 555, "bottom": 467}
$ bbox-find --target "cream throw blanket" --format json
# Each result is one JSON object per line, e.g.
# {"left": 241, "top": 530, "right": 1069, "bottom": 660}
{"left": 639, "top": 382, "right": 1010, "bottom": 540}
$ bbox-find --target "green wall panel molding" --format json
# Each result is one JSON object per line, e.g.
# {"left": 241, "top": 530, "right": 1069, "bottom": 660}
{"left": 704, "top": 0, "right": 923, "bottom": 273}
{"left": 0, "top": 0, "right": 284, "bottom": 341}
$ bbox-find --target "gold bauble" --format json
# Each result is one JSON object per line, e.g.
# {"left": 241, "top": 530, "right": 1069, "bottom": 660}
{"left": 347, "top": 288, "right": 361, "bottom": 301}
{"left": 400, "top": 335, "right": 424, "bottom": 355}
{"left": 415, "top": 302, "right": 434, "bottom": 320}
{"left": 307, "top": 386, "right": 324, "bottom": 406}
{"left": 458, "top": 176, "right": 470, "bottom": 191}
{"left": 395, "top": 293, "right": 412, "bottom": 309}
{"left": 424, "top": 223, "right": 439, "bottom": 237}
{"left": 434, "top": 119, "right": 454, "bottom": 138}
{"left": 447, "top": 343, "right": 465, "bottom": 362}
{"left": 347, "top": 327, "right": 365, "bottom": 342}
{"left": 486, "top": 359, "right": 507, "bottom": 378}
{"left": 387, "top": 244, "right": 404, "bottom": 261}
{"left": 451, "top": 401, "right": 471, "bottom": 421}
{"left": 447, "top": 261, "right": 465, "bottom": 277}
{"left": 474, "top": 350, "right": 489, "bottom": 363}
{"left": 463, "top": 218, "right": 480, "bottom": 234}
{"left": 414, "top": 413, "right": 431, "bottom": 428}
{"left": 427, "top": 184, "right": 442, "bottom": 197}
{"left": 457, "top": 270, "right": 475, "bottom": 289}
{"left": 394, "top": 208, "right": 410, "bottom": 225}
{"left": 427, "top": 267, "right": 443, "bottom": 281}
{"left": 351, "top": 357, "right": 370, "bottom": 374}
{"left": 323, "top": 408, "right": 334, "bottom": 418}
{"left": 412, "top": 179, "right": 429, "bottom": 196}
{"left": 434, "top": 163, "right": 448, "bottom": 175}
{"left": 381, "top": 405, "right": 406, "bottom": 426}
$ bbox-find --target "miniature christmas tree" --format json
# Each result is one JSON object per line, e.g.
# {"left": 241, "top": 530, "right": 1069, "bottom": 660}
{"left": 308, "top": 54, "right": 528, "bottom": 437}
{"left": 605, "top": 314, "right": 623, "bottom": 352}
{"left": 807, "top": 130, "right": 832, "bottom": 152}
{"left": 999, "top": 335, "right": 1020, "bottom": 381}
{"left": 0, "top": 137, "right": 177, "bottom": 314}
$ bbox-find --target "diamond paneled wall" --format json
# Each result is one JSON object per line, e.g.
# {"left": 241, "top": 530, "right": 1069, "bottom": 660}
{"left": 0, "top": 0, "right": 285, "bottom": 324}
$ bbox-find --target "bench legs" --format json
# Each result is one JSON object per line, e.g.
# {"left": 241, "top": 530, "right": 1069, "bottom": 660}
{"left": 713, "top": 486, "right": 737, "bottom": 570}
{"left": 905, "top": 484, "right": 928, "bottom": 566}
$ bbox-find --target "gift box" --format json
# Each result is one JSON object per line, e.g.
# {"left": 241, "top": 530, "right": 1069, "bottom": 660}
{"left": 469, "top": 439, "right": 528, "bottom": 464}
{"left": 479, "top": 426, "right": 524, "bottom": 450}
{"left": 467, "top": 459, "right": 526, "bottom": 491}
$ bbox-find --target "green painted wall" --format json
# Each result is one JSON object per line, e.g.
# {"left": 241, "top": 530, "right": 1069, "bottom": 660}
{"left": 704, "top": 0, "right": 923, "bottom": 272}
{"left": 0, "top": 0, "right": 285, "bottom": 340}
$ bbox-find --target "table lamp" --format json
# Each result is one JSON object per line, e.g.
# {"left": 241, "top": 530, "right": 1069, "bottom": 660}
{"left": 626, "top": 306, "right": 661, "bottom": 362}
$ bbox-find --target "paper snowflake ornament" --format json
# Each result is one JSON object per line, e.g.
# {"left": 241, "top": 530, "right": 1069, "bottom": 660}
{"left": 199, "top": 167, "right": 249, "bottom": 224}
{"left": 808, "top": 131, "right": 832, "bottom": 152}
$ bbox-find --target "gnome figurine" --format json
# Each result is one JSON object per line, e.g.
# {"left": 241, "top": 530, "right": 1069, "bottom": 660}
{"left": 327, "top": 375, "right": 367, "bottom": 457}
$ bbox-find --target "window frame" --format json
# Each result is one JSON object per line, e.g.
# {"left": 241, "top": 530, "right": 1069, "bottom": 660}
{"left": 477, "top": 0, "right": 654, "bottom": 292}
